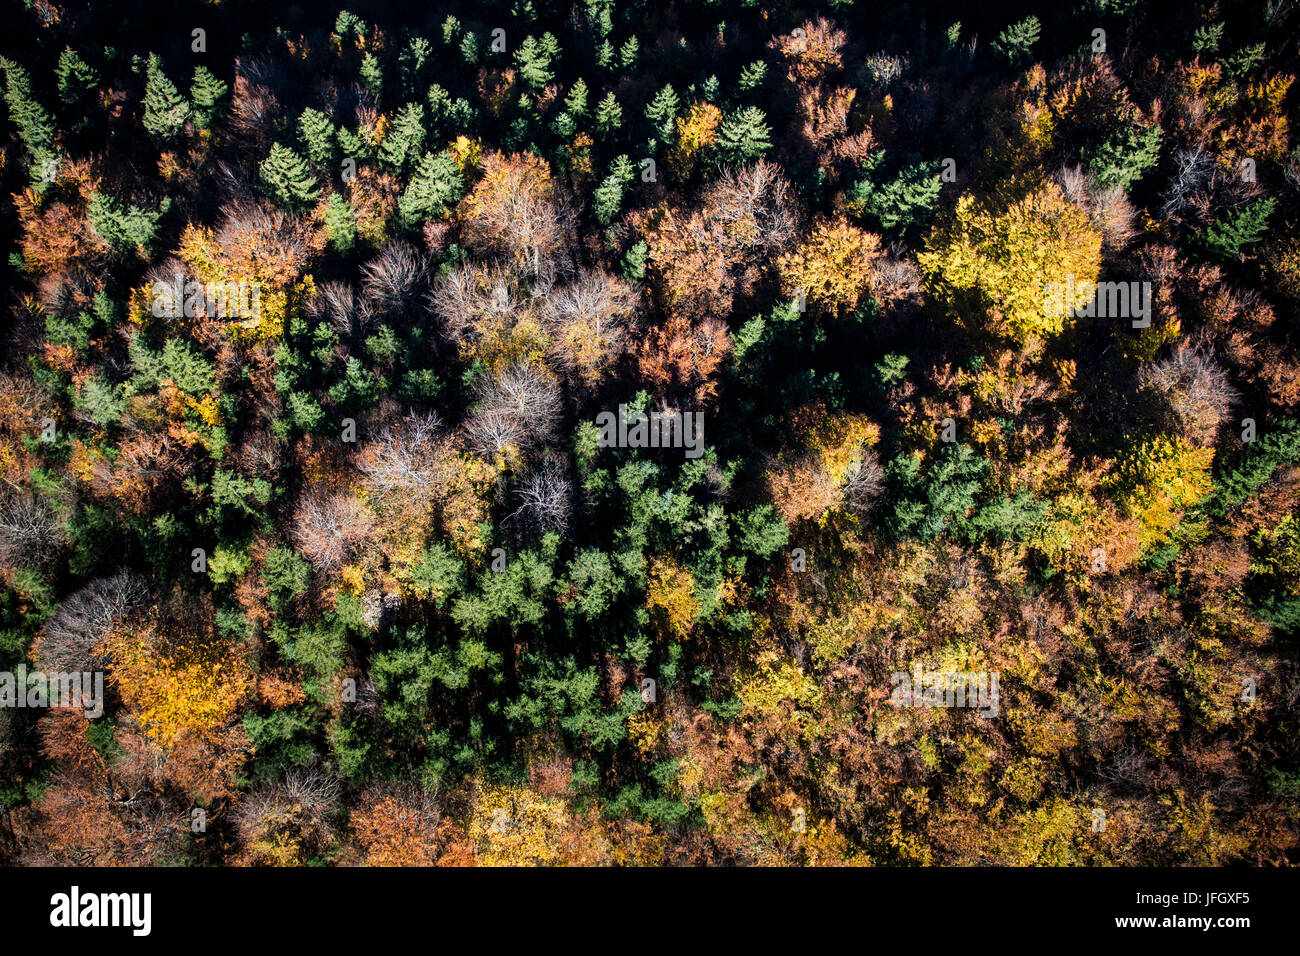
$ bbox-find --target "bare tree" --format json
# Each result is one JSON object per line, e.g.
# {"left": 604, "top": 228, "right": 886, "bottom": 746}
{"left": 236, "top": 428, "right": 284, "bottom": 480}
{"left": 426, "top": 263, "right": 521, "bottom": 345}
{"left": 1160, "top": 146, "right": 1260, "bottom": 227}
{"left": 234, "top": 765, "right": 341, "bottom": 860}
{"left": 290, "top": 491, "right": 376, "bottom": 572}
{"left": 1088, "top": 184, "right": 1138, "bottom": 251}
{"left": 507, "top": 458, "right": 573, "bottom": 536}
{"left": 1054, "top": 165, "right": 1136, "bottom": 252}
{"left": 306, "top": 280, "right": 370, "bottom": 337}
{"left": 709, "top": 161, "right": 802, "bottom": 252}
{"left": 460, "top": 152, "right": 575, "bottom": 278}
{"left": 1055, "top": 164, "right": 1090, "bottom": 206}
{"left": 360, "top": 241, "right": 429, "bottom": 317}
{"left": 463, "top": 364, "right": 562, "bottom": 461}
{"left": 35, "top": 571, "right": 148, "bottom": 671}
{"left": 229, "top": 55, "right": 284, "bottom": 151}
{"left": 543, "top": 269, "right": 639, "bottom": 384}
{"left": 463, "top": 406, "right": 529, "bottom": 462}
{"left": 874, "top": 247, "right": 922, "bottom": 305}
{"left": 842, "top": 446, "right": 885, "bottom": 512}
{"left": 357, "top": 410, "right": 445, "bottom": 500}
{"left": 1139, "top": 342, "right": 1239, "bottom": 445}
{"left": 0, "top": 489, "right": 61, "bottom": 576}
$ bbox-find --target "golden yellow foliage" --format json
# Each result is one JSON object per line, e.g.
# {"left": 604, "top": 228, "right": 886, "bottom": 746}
{"left": 780, "top": 218, "right": 883, "bottom": 316}
{"left": 645, "top": 556, "right": 698, "bottom": 640}
{"left": 103, "top": 624, "right": 251, "bottom": 749}
{"left": 669, "top": 101, "right": 722, "bottom": 179}
{"left": 918, "top": 184, "right": 1102, "bottom": 343}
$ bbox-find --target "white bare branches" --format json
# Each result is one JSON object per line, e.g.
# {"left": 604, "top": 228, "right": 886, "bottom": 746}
{"left": 290, "top": 491, "right": 376, "bottom": 572}
{"left": 1139, "top": 342, "right": 1239, "bottom": 445}
{"left": 1054, "top": 164, "right": 1136, "bottom": 251}
{"left": 842, "top": 446, "right": 885, "bottom": 512}
{"left": 708, "top": 160, "right": 802, "bottom": 253}
{"left": 0, "top": 489, "right": 62, "bottom": 575}
{"left": 542, "top": 269, "right": 639, "bottom": 384}
{"left": 426, "top": 263, "right": 522, "bottom": 345}
{"left": 356, "top": 410, "right": 445, "bottom": 500}
{"left": 1160, "top": 146, "right": 1260, "bottom": 226}
{"left": 306, "top": 280, "right": 369, "bottom": 337}
{"left": 234, "top": 765, "right": 341, "bottom": 850}
{"left": 464, "top": 364, "right": 562, "bottom": 461}
{"left": 507, "top": 458, "right": 573, "bottom": 536}
{"left": 35, "top": 571, "right": 148, "bottom": 671}
{"left": 542, "top": 269, "right": 638, "bottom": 339}
{"left": 360, "top": 241, "right": 429, "bottom": 317}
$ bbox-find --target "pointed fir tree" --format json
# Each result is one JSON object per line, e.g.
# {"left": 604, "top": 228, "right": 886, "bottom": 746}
{"left": 143, "top": 54, "right": 190, "bottom": 142}
{"left": 619, "top": 37, "right": 639, "bottom": 70}
{"left": 441, "top": 15, "right": 461, "bottom": 45}
{"left": 335, "top": 11, "right": 368, "bottom": 40}
{"left": 0, "top": 57, "right": 56, "bottom": 167}
{"left": 1084, "top": 123, "right": 1162, "bottom": 191}
{"left": 593, "top": 154, "right": 635, "bottom": 226}
{"left": 715, "top": 107, "right": 772, "bottom": 164}
{"left": 399, "top": 35, "right": 432, "bottom": 97}
{"left": 325, "top": 193, "right": 358, "bottom": 254}
{"left": 459, "top": 32, "right": 480, "bottom": 66}
{"left": 87, "top": 193, "right": 168, "bottom": 259}
{"left": 56, "top": 48, "right": 99, "bottom": 107}
{"left": 260, "top": 143, "right": 322, "bottom": 209}
{"left": 849, "top": 159, "right": 943, "bottom": 235}
{"left": 398, "top": 150, "right": 465, "bottom": 229}
{"left": 1202, "top": 197, "right": 1276, "bottom": 261}
{"left": 360, "top": 52, "right": 382, "bottom": 98}
{"left": 594, "top": 91, "right": 622, "bottom": 138}
{"left": 645, "top": 84, "right": 679, "bottom": 145}
{"left": 991, "top": 15, "right": 1041, "bottom": 67}
{"left": 738, "top": 60, "right": 767, "bottom": 94}
{"left": 515, "top": 34, "right": 559, "bottom": 91}
{"left": 335, "top": 124, "right": 371, "bottom": 162}
{"left": 379, "top": 102, "right": 427, "bottom": 173}
{"left": 190, "top": 66, "right": 228, "bottom": 130}
{"left": 298, "top": 108, "right": 337, "bottom": 168}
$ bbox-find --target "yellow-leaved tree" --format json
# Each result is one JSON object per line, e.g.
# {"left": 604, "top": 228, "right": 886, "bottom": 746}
{"left": 1106, "top": 434, "right": 1214, "bottom": 551}
{"left": 103, "top": 620, "right": 251, "bottom": 749}
{"left": 669, "top": 102, "right": 722, "bottom": 179}
{"left": 780, "top": 218, "right": 884, "bottom": 317}
{"left": 918, "top": 183, "right": 1101, "bottom": 343}
{"left": 468, "top": 782, "right": 608, "bottom": 865}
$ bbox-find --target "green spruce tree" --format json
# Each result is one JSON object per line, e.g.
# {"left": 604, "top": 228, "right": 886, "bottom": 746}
{"left": 379, "top": 102, "right": 427, "bottom": 173}
{"left": 595, "top": 91, "right": 622, "bottom": 138}
{"left": 593, "top": 154, "right": 635, "bottom": 226}
{"left": 142, "top": 53, "right": 190, "bottom": 141}
{"left": 260, "top": 143, "right": 322, "bottom": 209}
{"left": 0, "top": 57, "right": 57, "bottom": 170}
{"left": 715, "top": 107, "right": 772, "bottom": 164}
{"left": 991, "top": 16, "right": 1041, "bottom": 67}
{"left": 515, "top": 34, "right": 560, "bottom": 91}
{"left": 189, "top": 66, "right": 228, "bottom": 130}
{"left": 56, "top": 48, "right": 99, "bottom": 108}
{"left": 398, "top": 150, "right": 465, "bottom": 229}
{"left": 360, "top": 53, "right": 382, "bottom": 98}
{"left": 645, "top": 84, "right": 679, "bottom": 145}
{"left": 298, "top": 108, "right": 337, "bottom": 168}
{"left": 325, "top": 193, "right": 358, "bottom": 254}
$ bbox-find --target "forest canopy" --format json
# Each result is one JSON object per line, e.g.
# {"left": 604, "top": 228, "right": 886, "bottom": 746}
{"left": 0, "top": 0, "right": 1298, "bottom": 867}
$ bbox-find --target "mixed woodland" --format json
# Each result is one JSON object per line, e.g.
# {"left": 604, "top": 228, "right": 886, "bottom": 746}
{"left": 1, "top": 0, "right": 1299, "bottom": 865}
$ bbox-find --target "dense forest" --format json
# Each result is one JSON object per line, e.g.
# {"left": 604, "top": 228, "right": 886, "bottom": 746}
{"left": 0, "top": 0, "right": 1298, "bottom": 866}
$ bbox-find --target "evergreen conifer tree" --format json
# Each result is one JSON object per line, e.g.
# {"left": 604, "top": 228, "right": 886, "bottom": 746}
{"left": 143, "top": 53, "right": 190, "bottom": 141}
{"left": 260, "top": 143, "right": 322, "bottom": 208}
